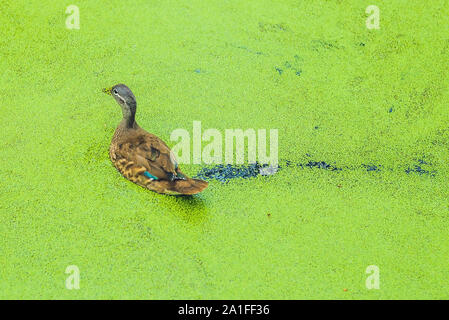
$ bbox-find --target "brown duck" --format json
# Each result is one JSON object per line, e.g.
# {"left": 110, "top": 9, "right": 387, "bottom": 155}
{"left": 103, "top": 84, "right": 208, "bottom": 195}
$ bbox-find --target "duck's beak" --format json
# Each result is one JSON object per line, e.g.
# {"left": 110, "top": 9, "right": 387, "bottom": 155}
{"left": 102, "top": 87, "right": 112, "bottom": 95}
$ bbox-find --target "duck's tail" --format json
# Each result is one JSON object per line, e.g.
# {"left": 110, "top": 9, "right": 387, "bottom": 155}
{"left": 148, "top": 178, "right": 208, "bottom": 195}
{"left": 168, "top": 178, "right": 209, "bottom": 195}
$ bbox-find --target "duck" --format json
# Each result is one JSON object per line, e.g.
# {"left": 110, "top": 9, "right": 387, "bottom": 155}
{"left": 102, "top": 84, "right": 208, "bottom": 195}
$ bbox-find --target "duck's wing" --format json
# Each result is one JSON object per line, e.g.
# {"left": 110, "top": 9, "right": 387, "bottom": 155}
{"left": 114, "top": 131, "right": 180, "bottom": 181}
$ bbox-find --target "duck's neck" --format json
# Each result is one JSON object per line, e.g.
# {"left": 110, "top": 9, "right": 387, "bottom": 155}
{"left": 122, "top": 102, "right": 137, "bottom": 128}
{"left": 120, "top": 118, "right": 138, "bottom": 130}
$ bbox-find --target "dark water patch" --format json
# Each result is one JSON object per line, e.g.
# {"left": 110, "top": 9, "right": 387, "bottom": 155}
{"left": 405, "top": 165, "right": 436, "bottom": 176}
{"left": 280, "top": 158, "right": 341, "bottom": 171}
{"left": 311, "top": 39, "right": 343, "bottom": 51}
{"left": 195, "top": 156, "right": 437, "bottom": 183}
{"left": 232, "top": 44, "right": 264, "bottom": 56}
{"left": 405, "top": 158, "right": 436, "bottom": 176}
{"left": 362, "top": 164, "right": 382, "bottom": 172}
{"left": 304, "top": 161, "right": 342, "bottom": 171}
{"left": 276, "top": 59, "right": 302, "bottom": 77}
{"left": 417, "top": 159, "right": 430, "bottom": 165}
{"left": 194, "top": 162, "right": 274, "bottom": 183}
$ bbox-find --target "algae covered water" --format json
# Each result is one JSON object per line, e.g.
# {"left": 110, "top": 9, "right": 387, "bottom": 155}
{"left": 1, "top": 0, "right": 448, "bottom": 299}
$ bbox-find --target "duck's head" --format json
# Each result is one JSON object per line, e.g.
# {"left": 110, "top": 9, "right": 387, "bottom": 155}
{"left": 103, "top": 84, "right": 137, "bottom": 127}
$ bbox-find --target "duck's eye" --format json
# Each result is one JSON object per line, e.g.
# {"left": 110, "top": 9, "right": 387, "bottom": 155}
{"left": 113, "top": 89, "right": 118, "bottom": 95}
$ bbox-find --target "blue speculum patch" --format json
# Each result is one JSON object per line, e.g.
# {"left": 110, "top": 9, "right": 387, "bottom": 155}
{"left": 144, "top": 171, "right": 158, "bottom": 180}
